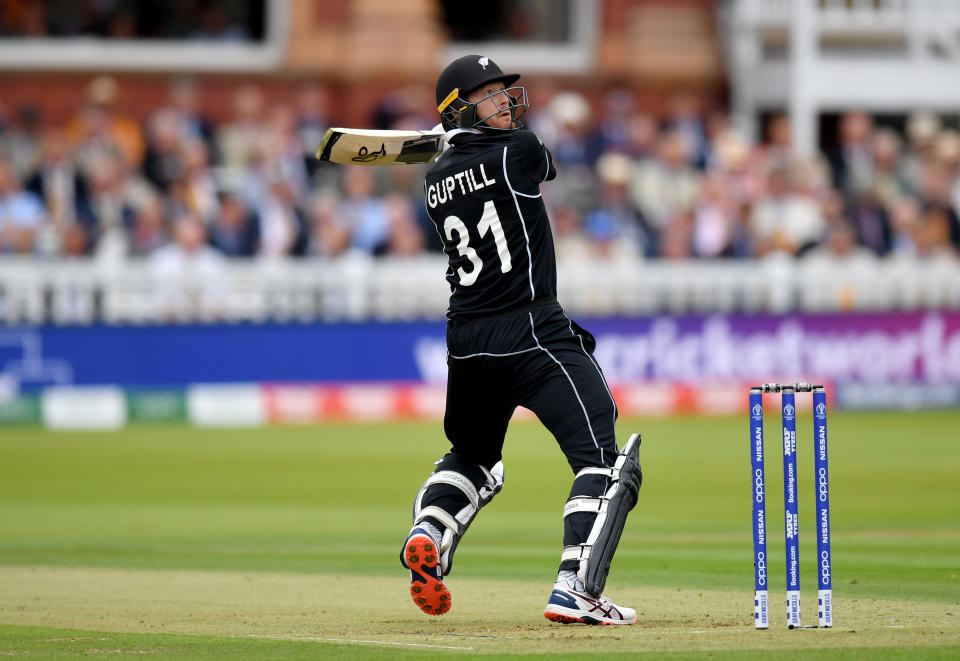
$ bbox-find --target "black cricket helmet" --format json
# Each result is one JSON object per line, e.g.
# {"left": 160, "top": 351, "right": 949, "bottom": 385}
{"left": 435, "top": 54, "right": 528, "bottom": 131}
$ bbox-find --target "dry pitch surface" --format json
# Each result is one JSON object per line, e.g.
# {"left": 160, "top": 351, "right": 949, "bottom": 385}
{"left": 1, "top": 566, "right": 957, "bottom": 656}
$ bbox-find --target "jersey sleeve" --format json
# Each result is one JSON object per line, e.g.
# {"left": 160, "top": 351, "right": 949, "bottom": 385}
{"left": 513, "top": 130, "right": 557, "bottom": 183}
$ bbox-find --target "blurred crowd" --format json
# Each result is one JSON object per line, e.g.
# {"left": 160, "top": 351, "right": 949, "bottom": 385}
{"left": 532, "top": 90, "right": 960, "bottom": 264}
{"left": 0, "top": 0, "right": 259, "bottom": 41}
{"left": 1, "top": 75, "right": 960, "bottom": 273}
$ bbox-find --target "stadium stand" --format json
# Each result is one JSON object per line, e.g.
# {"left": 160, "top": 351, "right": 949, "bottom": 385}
{"left": 0, "top": 0, "right": 958, "bottom": 324}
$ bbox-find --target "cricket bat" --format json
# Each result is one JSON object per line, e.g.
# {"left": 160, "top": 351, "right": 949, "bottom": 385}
{"left": 316, "top": 127, "right": 445, "bottom": 165}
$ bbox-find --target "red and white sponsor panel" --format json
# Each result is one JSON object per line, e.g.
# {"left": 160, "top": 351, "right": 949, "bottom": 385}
{"left": 261, "top": 380, "right": 828, "bottom": 425}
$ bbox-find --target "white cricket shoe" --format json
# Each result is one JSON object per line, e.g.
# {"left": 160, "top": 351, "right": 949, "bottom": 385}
{"left": 544, "top": 585, "right": 638, "bottom": 625}
{"left": 400, "top": 526, "right": 451, "bottom": 616}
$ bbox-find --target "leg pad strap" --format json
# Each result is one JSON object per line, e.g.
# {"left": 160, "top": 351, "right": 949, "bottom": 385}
{"left": 561, "top": 433, "right": 642, "bottom": 596}
{"left": 411, "top": 454, "right": 504, "bottom": 574}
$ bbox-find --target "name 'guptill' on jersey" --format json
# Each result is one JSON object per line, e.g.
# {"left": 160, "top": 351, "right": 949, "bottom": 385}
{"left": 424, "top": 129, "right": 557, "bottom": 320}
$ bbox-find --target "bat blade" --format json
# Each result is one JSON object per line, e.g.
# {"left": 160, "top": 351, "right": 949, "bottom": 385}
{"left": 316, "top": 128, "right": 444, "bottom": 165}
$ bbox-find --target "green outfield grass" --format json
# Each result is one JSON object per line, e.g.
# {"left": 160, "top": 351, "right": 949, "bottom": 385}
{"left": 1, "top": 411, "right": 959, "bottom": 658}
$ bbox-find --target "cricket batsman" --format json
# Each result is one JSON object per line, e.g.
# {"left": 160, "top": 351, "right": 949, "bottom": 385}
{"left": 400, "top": 54, "right": 644, "bottom": 625}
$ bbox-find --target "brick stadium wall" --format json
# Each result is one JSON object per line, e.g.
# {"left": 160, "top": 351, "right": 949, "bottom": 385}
{"left": 0, "top": 72, "right": 723, "bottom": 133}
{"left": 0, "top": 73, "right": 306, "bottom": 127}
{"left": 0, "top": 77, "right": 725, "bottom": 137}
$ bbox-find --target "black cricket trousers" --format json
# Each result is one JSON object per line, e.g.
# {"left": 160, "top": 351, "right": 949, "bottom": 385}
{"left": 443, "top": 304, "right": 619, "bottom": 474}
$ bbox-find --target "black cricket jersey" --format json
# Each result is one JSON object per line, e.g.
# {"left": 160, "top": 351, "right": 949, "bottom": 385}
{"left": 424, "top": 129, "right": 558, "bottom": 320}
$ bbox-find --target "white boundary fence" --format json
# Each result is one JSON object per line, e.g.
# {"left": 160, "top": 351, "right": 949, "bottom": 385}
{"left": 0, "top": 254, "right": 958, "bottom": 325}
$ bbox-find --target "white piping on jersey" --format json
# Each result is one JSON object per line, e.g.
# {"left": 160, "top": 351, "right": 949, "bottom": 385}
{"left": 564, "top": 313, "right": 619, "bottom": 426}
{"left": 528, "top": 313, "right": 603, "bottom": 462}
{"left": 448, "top": 346, "right": 540, "bottom": 360}
{"left": 502, "top": 146, "right": 536, "bottom": 300}
{"left": 543, "top": 147, "right": 551, "bottom": 182}
{"left": 422, "top": 178, "right": 447, "bottom": 251}
{"left": 513, "top": 190, "right": 541, "bottom": 199}
{"left": 422, "top": 179, "right": 458, "bottom": 308}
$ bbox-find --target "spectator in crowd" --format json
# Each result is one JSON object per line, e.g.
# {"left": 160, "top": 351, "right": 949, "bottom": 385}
{"left": 692, "top": 171, "right": 744, "bottom": 258}
{"left": 381, "top": 194, "right": 425, "bottom": 256}
{"left": 702, "top": 107, "right": 734, "bottom": 169}
{"left": 24, "top": 129, "right": 96, "bottom": 238}
{"left": 915, "top": 206, "right": 957, "bottom": 260}
{"left": 804, "top": 217, "right": 875, "bottom": 263}
{"left": 170, "top": 139, "right": 219, "bottom": 226}
{"left": 544, "top": 91, "right": 594, "bottom": 168}
{"left": 371, "top": 85, "right": 435, "bottom": 132}
{"left": 0, "top": 104, "right": 12, "bottom": 148}
{"left": 1, "top": 73, "right": 959, "bottom": 275}
{"left": 296, "top": 82, "right": 331, "bottom": 158}
{"left": 208, "top": 190, "right": 259, "bottom": 257}
{"left": 887, "top": 195, "right": 924, "bottom": 257}
{"left": 801, "top": 218, "right": 878, "bottom": 310}
{"left": 584, "top": 152, "right": 650, "bottom": 259}
{"left": 749, "top": 163, "right": 824, "bottom": 256}
{"left": 305, "top": 191, "right": 350, "bottom": 258}
{"left": 757, "top": 112, "right": 793, "bottom": 173}
{"left": 848, "top": 187, "right": 892, "bottom": 256}
{"left": 142, "top": 108, "right": 185, "bottom": 193}
{"left": 149, "top": 212, "right": 228, "bottom": 321}
{"left": 263, "top": 104, "right": 310, "bottom": 200}
{"left": 59, "top": 221, "right": 91, "bottom": 258}
{"left": 624, "top": 112, "right": 659, "bottom": 161}
{"left": 710, "top": 129, "right": 763, "bottom": 227}
{"left": 901, "top": 110, "right": 940, "bottom": 193}
{"left": 590, "top": 89, "right": 638, "bottom": 157}
{"left": 523, "top": 78, "right": 561, "bottom": 147}
{"left": 0, "top": 156, "right": 46, "bottom": 254}
{"left": 166, "top": 76, "right": 217, "bottom": 159}
{"left": 336, "top": 166, "right": 389, "bottom": 255}
{"left": 67, "top": 76, "right": 144, "bottom": 174}
{"left": 665, "top": 91, "right": 709, "bottom": 169}
{"left": 819, "top": 189, "right": 850, "bottom": 232}
{"left": 85, "top": 149, "right": 138, "bottom": 256}
{"left": 917, "top": 149, "right": 960, "bottom": 252}
{"left": 377, "top": 162, "right": 441, "bottom": 252}
{"left": 933, "top": 130, "right": 960, "bottom": 249}
{"left": 828, "top": 110, "right": 874, "bottom": 200}
{"left": 629, "top": 128, "right": 701, "bottom": 236}
{"left": 255, "top": 164, "right": 307, "bottom": 257}
{"left": 550, "top": 203, "right": 592, "bottom": 262}
{"left": 0, "top": 105, "right": 44, "bottom": 179}
{"left": 869, "top": 128, "right": 912, "bottom": 207}
{"left": 128, "top": 195, "right": 170, "bottom": 257}
{"left": 659, "top": 211, "right": 695, "bottom": 260}
{"left": 217, "top": 84, "right": 266, "bottom": 171}
{"left": 296, "top": 81, "right": 332, "bottom": 181}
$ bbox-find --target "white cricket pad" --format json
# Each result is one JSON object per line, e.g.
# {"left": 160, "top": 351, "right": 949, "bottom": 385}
{"left": 561, "top": 433, "right": 642, "bottom": 596}
{"left": 411, "top": 460, "right": 504, "bottom": 574}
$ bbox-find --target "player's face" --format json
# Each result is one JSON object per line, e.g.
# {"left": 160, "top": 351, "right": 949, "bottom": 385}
{"left": 467, "top": 82, "right": 513, "bottom": 130}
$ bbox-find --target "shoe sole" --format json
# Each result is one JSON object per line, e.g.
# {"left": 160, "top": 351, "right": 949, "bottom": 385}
{"left": 544, "top": 608, "right": 638, "bottom": 626}
{"left": 405, "top": 534, "right": 451, "bottom": 616}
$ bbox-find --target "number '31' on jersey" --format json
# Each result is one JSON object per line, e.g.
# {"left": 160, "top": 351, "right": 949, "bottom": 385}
{"left": 424, "top": 129, "right": 558, "bottom": 320}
